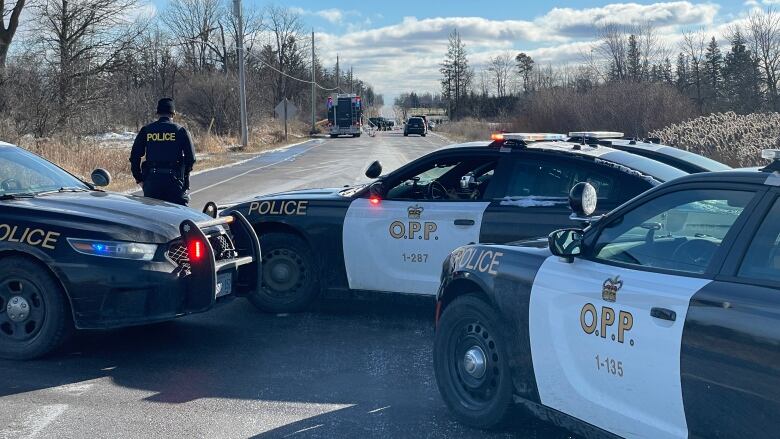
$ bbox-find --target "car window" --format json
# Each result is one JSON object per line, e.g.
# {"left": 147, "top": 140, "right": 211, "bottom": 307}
{"left": 593, "top": 189, "right": 754, "bottom": 274}
{"left": 504, "top": 159, "right": 616, "bottom": 201}
{"left": 738, "top": 198, "right": 780, "bottom": 283}
{"left": 0, "top": 148, "right": 88, "bottom": 195}
{"left": 384, "top": 157, "right": 497, "bottom": 201}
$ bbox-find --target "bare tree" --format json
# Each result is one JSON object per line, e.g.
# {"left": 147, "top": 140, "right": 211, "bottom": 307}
{"left": 746, "top": 7, "right": 780, "bottom": 110}
{"left": 163, "top": 0, "right": 221, "bottom": 72}
{"left": 595, "top": 23, "right": 628, "bottom": 81}
{"left": 0, "top": 0, "right": 25, "bottom": 69}
{"left": 488, "top": 53, "right": 513, "bottom": 97}
{"left": 681, "top": 29, "right": 707, "bottom": 112}
{"left": 262, "top": 5, "right": 308, "bottom": 107}
{"left": 32, "top": 0, "right": 147, "bottom": 129}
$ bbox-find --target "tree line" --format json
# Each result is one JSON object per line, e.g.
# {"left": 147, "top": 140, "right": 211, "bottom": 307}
{"left": 0, "top": 1, "right": 382, "bottom": 140}
{"left": 396, "top": 8, "right": 780, "bottom": 136}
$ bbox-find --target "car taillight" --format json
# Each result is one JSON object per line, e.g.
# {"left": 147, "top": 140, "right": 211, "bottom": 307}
{"left": 369, "top": 195, "right": 381, "bottom": 206}
{"left": 188, "top": 240, "right": 204, "bottom": 261}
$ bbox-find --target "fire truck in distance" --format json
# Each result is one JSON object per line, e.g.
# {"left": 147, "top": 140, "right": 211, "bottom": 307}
{"left": 327, "top": 94, "right": 363, "bottom": 138}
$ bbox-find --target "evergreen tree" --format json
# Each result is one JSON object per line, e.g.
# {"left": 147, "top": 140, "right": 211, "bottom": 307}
{"left": 663, "top": 58, "right": 674, "bottom": 85}
{"left": 703, "top": 37, "right": 723, "bottom": 111}
{"left": 515, "top": 52, "right": 534, "bottom": 93}
{"left": 723, "top": 31, "right": 763, "bottom": 113}
{"left": 676, "top": 53, "right": 689, "bottom": 93}
{"left": 626, "top": 34, "right": 642, "bottom": 82}
{"left": 440, "top": 29, "right": 472, "bottom": 120}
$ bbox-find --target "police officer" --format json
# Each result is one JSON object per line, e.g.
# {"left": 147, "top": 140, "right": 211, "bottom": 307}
{"left": 130, "top": 98, "right": 196, "bottom": 206}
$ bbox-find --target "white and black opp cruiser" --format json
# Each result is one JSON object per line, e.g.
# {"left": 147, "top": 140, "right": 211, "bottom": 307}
{"left": 219, "top": 135, "right": 729, "bottom": 313}
{"left": 433, "top": 160, "right": 780, "bottom": 438}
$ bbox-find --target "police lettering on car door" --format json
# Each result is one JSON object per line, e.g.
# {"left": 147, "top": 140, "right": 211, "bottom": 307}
{"left": 579, "top": 276, "right": 636, "bottom": 378}
{"left": 389, "top": 205, "right": 439, "bottom": 263}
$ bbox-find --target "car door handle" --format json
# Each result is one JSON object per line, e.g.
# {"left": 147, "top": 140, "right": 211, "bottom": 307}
{"left": 650, "top": 307, "right": 676, "bottom": 322}
{"left": 454, "top": 219, "right": 475, "bottom": 226}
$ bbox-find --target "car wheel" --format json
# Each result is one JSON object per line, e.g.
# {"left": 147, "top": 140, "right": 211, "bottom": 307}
{"left": 422, "top": 133, "right": 427, "bottom": 137}
{"left": 248, "top": 233, "right": 319, "bottom": 313}
{"left": 0, "top": 257, "right": 73, "bottom": 360}
{"left": 404, "top": 133, "right": 408, "bottom": 136}
{"left": 330, "top": 134, "right": 338, "bottom": 138}
{"left": 434, "top": 294, "right": 514, "bottom": 429}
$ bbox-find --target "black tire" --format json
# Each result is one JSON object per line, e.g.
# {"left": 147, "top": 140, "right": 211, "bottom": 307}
{"left": 330, "top": 134, "right": 338, "bottom": 138}
{"left": 422, "top": 133, "right": 427, "bottom": 137}
{"left": 0, "top": 257, "right": 73, "bottom": 360}
{"left": 434, "top": 294, "right": 514, "bottom": 429}
{"left": 404, "top": 133, "right": 409, "bottom": 137}
{"left": 248, "top": 233, "right": 319, "bottom": 313}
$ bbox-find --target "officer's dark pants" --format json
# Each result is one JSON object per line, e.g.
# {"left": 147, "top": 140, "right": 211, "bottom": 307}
{"left": 143, "top": 173, "right": 188, "bottom": 206}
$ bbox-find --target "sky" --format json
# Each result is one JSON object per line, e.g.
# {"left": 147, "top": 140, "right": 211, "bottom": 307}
{"left": 148, "top": 1, "right": 772, "bottom": 103}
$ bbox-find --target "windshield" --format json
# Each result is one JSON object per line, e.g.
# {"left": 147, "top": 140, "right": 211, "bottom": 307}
{"left": 0, "top": 147, "right": 89, "bottom": 196}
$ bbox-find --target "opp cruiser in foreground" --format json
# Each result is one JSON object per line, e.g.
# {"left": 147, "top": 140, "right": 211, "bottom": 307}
{"left": 0, "top": 142, "right": 261, "bottom": 360}
{"left": 433, "top": 149, "right": 780, "bottom": 438}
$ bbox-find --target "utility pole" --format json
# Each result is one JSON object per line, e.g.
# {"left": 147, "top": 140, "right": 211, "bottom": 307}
{"left": 310, "top": 30, "right": 316, "bottom": 134}
{"left": 336, "top": 55, "right": 340, "bottom": 91}
{"left": 233, "top": 0, "right": 249, "bottom": 148}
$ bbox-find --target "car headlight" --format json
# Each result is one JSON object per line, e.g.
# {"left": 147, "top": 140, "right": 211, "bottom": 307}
{"left": 67, "top": 238, "right": 158, "bottom": 261}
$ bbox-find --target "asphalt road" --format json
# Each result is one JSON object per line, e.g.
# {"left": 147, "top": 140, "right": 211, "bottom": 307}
{"left": 0, "top": 131, "right": 575, "bottom": 438}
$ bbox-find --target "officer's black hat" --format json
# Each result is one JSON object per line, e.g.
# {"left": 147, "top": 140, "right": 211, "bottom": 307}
{"left": 156, "top": 98, "right": 175, "bottom": 115}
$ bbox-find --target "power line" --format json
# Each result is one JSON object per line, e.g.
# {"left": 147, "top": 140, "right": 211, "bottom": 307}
{"left": 245, "top": 51, "right": 340, "bottom": 91}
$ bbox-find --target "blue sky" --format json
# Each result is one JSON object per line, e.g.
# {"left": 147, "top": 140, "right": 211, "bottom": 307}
{"left": 149, "top": 1, "right": 769, "bottom": 100}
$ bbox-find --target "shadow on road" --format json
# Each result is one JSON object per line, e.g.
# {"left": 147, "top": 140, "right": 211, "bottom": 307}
{"left": 0, "top": 295, "right": 573, "bottom": 438}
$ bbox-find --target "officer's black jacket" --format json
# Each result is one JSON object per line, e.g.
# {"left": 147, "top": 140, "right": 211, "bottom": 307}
{"left": 129, "top": 117, "right": 196, "bottom": 183}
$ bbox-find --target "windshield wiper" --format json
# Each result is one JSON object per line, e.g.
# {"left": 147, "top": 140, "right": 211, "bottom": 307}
{"left": 36, "top": 187, "right": 91, "bottom": 196}
{"left": 0, "top": 192, "right": 36, "bottom": 200}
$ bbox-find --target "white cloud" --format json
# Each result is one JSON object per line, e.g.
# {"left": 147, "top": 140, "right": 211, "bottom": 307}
{"left": 311, "top": 2, "right": 748, "bottom": 100}
{"left": 291, "top": 7, "right": 360, "bottom": 25}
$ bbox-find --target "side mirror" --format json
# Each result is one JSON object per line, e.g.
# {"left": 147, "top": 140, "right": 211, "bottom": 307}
{"left": 203, "top": 201, "right": 218, "bottom": 218}
{"left": 365, "top": 160, "right": 383, "bottom": 179}
{"left": 569, "top": 182, "right": 597, "bottom": 219}
{"left": 548, "top": 228, "right": 584, "bottom": 263}
{"left": 90, "top": 168, "right": 111, "bottom": 187}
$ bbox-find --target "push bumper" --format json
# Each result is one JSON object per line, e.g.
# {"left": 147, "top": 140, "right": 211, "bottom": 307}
{"left": 61, "top": 212, "right": 261, "bottom": 329}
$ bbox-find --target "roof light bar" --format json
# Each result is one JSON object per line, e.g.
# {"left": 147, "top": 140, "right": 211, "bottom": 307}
{"left": 568, "top": 131, "right": 624, "bottom": 139}
{"left": 761, "top": 149, "right": 780, "bottom": 160}
{"left": 502, "top": 133, "right": 567, "bottom": 142}
{"left": 490, "top": 133, "right": 504, "bottom": 141}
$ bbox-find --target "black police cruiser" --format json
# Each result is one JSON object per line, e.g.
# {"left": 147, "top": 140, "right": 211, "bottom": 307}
{"left": 433, "top": 149, "right": 780, "bottom": 438}
{"left": 0, "top": 142, "right": 261, "bottom": 359}
{"left": 567, "top": 131, "right": 732, "bottom": 174}
{"left": 218, "top": 133, "right": 726, "bottom": 313}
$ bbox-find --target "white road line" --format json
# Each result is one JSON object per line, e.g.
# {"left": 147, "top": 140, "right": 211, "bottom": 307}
{"left": 283, "top": 424, "right": 323, "bottom": 437}
{"left": 189, "top": 140, "right": 325, "bottom": 195}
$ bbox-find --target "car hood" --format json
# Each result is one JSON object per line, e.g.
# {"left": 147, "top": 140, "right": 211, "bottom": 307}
{"left": 251, "top": 187, "right": 350, "bottom": 201}
{"left": 7, "top": 191, "right": 212, "bottom": 243}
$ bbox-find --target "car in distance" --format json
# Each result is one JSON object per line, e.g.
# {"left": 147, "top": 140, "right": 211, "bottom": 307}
{"left": 433, "top": 149, "right": 780, "bottom": 437}
{"left": 404, "top": 117, "right": 427, "bottom": 137}
{"left": 0, "top": 142, "right": 261, "bottom": 359}
{"left": 216, "top": 133, "right": 727, "bottom": 313}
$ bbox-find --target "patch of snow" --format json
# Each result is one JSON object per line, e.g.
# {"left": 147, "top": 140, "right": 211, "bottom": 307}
{"left": 500, "top": 196, "right": 568, "bottom": 207}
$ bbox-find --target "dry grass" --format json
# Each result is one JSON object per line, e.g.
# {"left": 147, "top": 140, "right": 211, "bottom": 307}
{"left": 650, "top": 112, "right": 780, "bottom": 167}
{"left": 436, "top": 118, "right": 510, "bottom": 143}
{"left": 15, "top": 119, "right": 309, "bottom": 193}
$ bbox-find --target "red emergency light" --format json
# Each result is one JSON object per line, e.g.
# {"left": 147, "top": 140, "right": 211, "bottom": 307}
{"left": 188, "top": 240, "right": 204, "bottom": 261}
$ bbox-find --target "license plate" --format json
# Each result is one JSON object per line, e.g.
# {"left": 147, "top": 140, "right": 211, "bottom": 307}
{"left": 216, "top": 273, "right": 233, "bottom": 298}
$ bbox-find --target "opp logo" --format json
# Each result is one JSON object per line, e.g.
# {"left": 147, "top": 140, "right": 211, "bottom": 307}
{"left": 389, "top": 221, "right": 437, "bottom": 240}
{"left": 580, "top": 303, "right": 635, "bottom": 346}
